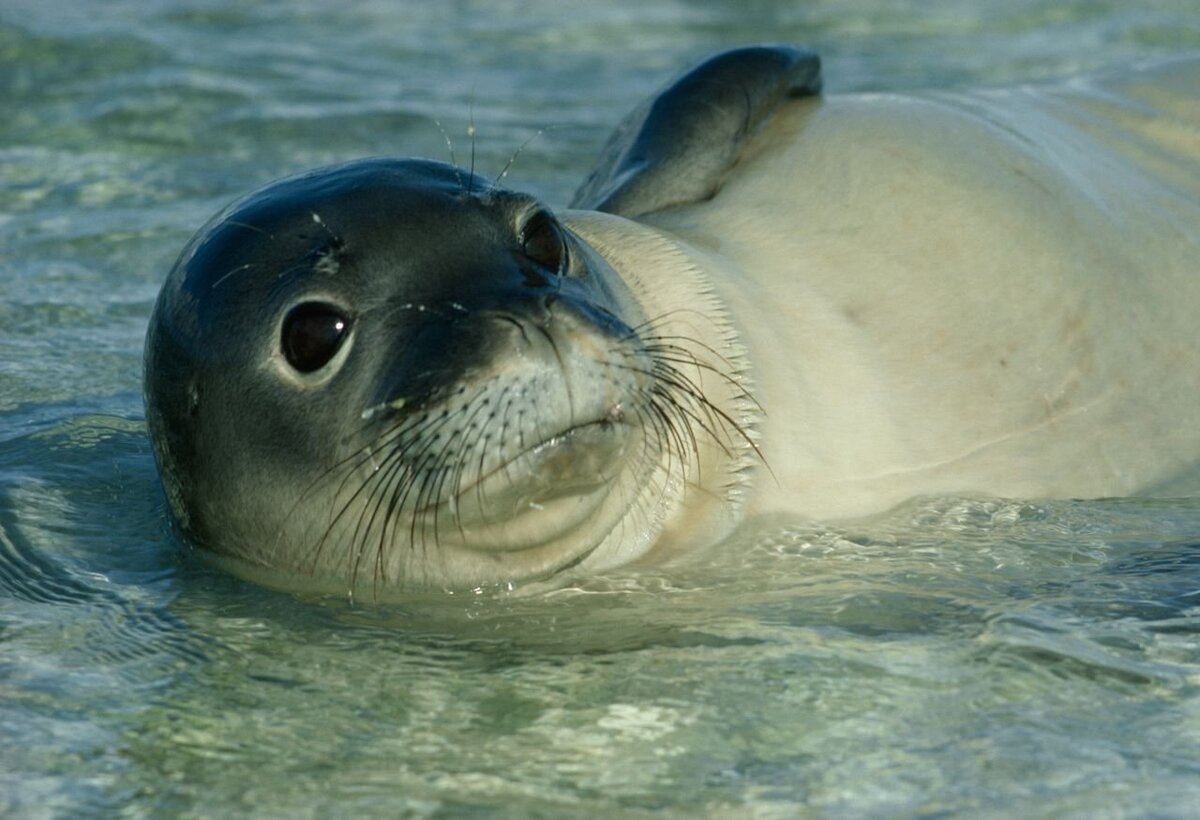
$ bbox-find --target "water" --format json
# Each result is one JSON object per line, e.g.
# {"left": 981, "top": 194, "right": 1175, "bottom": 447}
{"left": 3, "top": 1, "right": 1200, "bottom": 815}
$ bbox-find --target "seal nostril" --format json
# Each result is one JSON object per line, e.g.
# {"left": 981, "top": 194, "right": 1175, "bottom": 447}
{"left": 491, "top": 312, "right": 531, "bottom": 345}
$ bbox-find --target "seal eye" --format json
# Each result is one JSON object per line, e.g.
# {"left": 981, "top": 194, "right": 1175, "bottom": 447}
{"left": 521, "top": 210, "right": 566, "bottom": 274}
{"left": 281, "top": 302, "right": 350, "bottom": 374}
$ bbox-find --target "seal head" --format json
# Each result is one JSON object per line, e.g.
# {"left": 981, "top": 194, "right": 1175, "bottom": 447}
{"left": 145, "top": 46, "right": 822, "bottom": 594}
{"left": 144, "top": 158, "right": 710, "bottom": 592}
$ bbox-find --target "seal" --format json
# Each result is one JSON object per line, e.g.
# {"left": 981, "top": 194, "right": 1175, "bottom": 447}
{"left": 144, "top": 46, "right": 1200, "bottom": 594}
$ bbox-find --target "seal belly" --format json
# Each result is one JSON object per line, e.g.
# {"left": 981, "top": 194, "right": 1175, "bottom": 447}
{"left": 646, "top": 64, "right": 1200, "bottom": 518}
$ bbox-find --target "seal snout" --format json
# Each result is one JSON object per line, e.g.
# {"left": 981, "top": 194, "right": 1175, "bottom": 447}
{"left": 387, "top": 295, "right": 641, "bottom": 481}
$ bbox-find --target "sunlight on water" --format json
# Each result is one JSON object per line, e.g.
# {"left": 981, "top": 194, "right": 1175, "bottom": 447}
{"left": 2, "top": 1, "right": 1199, "bottom": 815}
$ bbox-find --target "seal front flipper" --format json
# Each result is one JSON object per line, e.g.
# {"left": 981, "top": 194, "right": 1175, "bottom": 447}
{"left": 570, "top": 45, "right": 822, "bottom": 218}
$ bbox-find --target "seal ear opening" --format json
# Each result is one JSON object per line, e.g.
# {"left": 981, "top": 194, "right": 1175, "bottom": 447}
{"left": 570, "top": 44, "right": 822, "bottom": 218}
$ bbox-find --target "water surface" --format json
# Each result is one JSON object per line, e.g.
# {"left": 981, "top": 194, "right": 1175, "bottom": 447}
{"left": 3, "top": 1, "right": 1200, "bottom": 815}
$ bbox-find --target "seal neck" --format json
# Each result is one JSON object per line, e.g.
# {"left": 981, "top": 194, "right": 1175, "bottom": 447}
{"left": 561, "top": 209, "right": 759, "bottom": 555}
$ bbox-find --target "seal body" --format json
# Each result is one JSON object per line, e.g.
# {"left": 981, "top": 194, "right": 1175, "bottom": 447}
{"left": 598, "top": 57, "right": 1200, "bottom": 522}
{"left": 145, "top": 48, "right": 1200, "bottom": 594}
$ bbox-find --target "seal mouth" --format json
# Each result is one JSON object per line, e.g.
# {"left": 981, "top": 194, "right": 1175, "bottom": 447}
{"left": 430, "top": 413, "right": 633, "bottom": 552}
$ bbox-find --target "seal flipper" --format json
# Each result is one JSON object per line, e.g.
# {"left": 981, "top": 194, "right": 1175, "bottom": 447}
{"left": 570, "top": 45, "right": 822, "bottom": 218}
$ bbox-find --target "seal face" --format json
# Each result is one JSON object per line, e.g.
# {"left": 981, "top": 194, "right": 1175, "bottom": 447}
{"left": 144, "top": 157, "right": 752, "bottom": 592}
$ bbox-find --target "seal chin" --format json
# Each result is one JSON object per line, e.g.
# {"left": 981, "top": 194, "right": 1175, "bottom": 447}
{"left": 441, "top": 416, "right": 633, "bottom": 552}
{"left": 206, "top": 406, "right": 648, "bottom": 595}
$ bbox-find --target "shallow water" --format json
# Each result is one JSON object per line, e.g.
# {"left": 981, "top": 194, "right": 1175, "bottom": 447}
{"left": 3, "top": 1, "right": 1200, "bottom": 815}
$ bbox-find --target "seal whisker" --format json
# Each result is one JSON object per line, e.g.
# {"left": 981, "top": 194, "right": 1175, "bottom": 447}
{"left": 633, "top": 323, "right": 755, "bottom": 399}
{"left": 610, "top": 351, "right": 765, "bottom": 476}
{"left": 462, "top": 396, "right": 496, "bottom": 533}
{"left": 271, "top": 418, "right": 410, "bottom": 572}
{"left": 443, "top": 416, "right": 474, "bottom": 544}
{"left": 409, "top": 454, "right": 445, "bottom": 575}
{"left": 425, "top": 441, "right": 462, "bottom": 564}
{"left": 634, "top": 340, "right": 762, "bottom": 413}
{"left": 331, "top": 436, "right": 415, "bottom": 586}
{"left": 208, "top": 262, "right": 257, "bottom": 291}
{"left": 472, "top": 385, "right": 515, "bottom": 528}
{"left": 433, "top": 118, "right": 466, "bottom": 193}
{"left": 360, "top": 457, "right": 419, "bottom": 590}
{"left": 374, "top": 408, "right": 470, "bottom": 566}
{"left": 653, "top": 386, "right": 722, "bottom": 482}
{"left": 637, "top": 389, "right": 687, "bottom": 484}
{"left": 492, "top": 126, "right": 554, "bottom": 189}
{"left": 622, "top": 308, "right": 724, "bottom": 338}
{"left": 611, "top": 357, "right": 722, "bottom": 445}
{"left": 639, "top": 333, "right": 737, "bottom": 372}
{"left": 407, "top": 445, "right": 445, "bottom": 563}
{"left": 224, "top": 220, "right": 273, "bottom": 238}
{"left": 654, "top": 364, "right": 760, "bottom": 464}
{"left": 467, "top": 97, "right": 477, "bottom": 198}
{"left": 361, "top": 457, "right": 410, "bottom": 596}
{"left": 351, "top": 432, "right": 434, "bottom": 593}
{"left": 360, "top": 438, "right": 428, "bottom": 586}
{"left": 372, "top": 445, "right": 442, "bottom": 592}
{"left": 296, "top": 407, "right": 453, "bottom": 585}
{"left": 648, "top": 382, "right": 704, "bottom": 479}
{"left": 629, "top": 403, "right": 680, "bottom": 512}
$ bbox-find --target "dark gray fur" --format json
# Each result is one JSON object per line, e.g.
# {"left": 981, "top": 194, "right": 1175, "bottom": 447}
{"left": 570, "top": 45, "right": 822, "bottom": 218}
